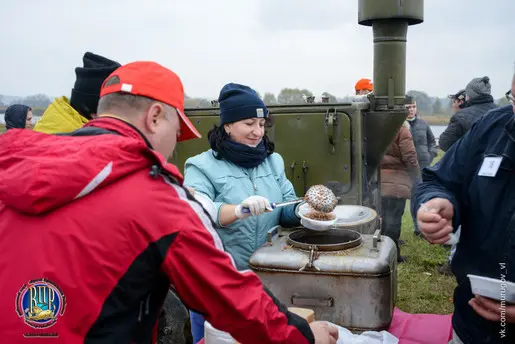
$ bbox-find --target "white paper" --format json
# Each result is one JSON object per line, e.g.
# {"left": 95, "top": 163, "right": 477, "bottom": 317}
{"left": 478, "top": 156, "right": 502, "bottom": 177}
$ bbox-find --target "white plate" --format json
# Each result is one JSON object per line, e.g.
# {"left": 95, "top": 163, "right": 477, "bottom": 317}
{"left": 298, "top": 203, "right": 337, "bottom": 231}
{"left": 467, "top": 274, "right": 515, "bottom": 303}
{"left": 333, "top": 205, "right": 376, "bottom": 225}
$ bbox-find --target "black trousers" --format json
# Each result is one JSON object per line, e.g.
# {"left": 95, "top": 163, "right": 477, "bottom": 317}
{"left": 381, "top": 197, "right": 407, "bottom": 258}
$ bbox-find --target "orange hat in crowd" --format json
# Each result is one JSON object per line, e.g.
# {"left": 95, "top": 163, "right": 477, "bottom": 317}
{"left": 355, "top": 78, "right": 374, "bottom": 92}
{"left": 100, "top": 61, "right": 202, "bottom": 142}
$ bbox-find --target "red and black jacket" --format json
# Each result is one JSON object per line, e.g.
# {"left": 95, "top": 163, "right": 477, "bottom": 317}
{"left": 0, "top": 117, "right": 314, "bottom": 344}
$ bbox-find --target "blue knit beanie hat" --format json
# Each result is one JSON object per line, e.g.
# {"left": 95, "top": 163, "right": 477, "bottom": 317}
{"left": 218, "top": 83, "right": 268, "bottom": 125}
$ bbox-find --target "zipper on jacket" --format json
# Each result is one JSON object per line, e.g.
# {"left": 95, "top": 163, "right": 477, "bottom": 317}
{"left": 250, "top": 168, "right": 259, "bottom": 250}
{"left": 138, "top": 301, "right": 144, "bottom": 322}
{"left": 250, "top": 170, "right": 257, "bottom": 191}
{"left": 138, "top": 294, "right": 152, "bottom": 322}
{"left": 145, "top": 294, "right": 151, "bottom": 315}
{"left": 243, "top": 168, "right": 259, "bottom": 250}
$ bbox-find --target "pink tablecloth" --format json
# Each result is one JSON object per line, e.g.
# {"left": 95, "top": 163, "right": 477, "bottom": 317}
{"left": 197, "top": 307, "right": 453, "bottom": 344}
{"left": 389, "top": 307, "right": 453, "bottom": 343}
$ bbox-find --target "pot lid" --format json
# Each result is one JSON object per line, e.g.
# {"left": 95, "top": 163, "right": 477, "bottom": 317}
{"left": 333, "top": 205, "right": 377, "bottom": 227}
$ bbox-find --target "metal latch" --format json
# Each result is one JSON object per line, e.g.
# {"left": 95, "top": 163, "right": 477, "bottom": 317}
{"left": 302, "top": 161, "right": 309, "bottom": 193}
{"left": 267, "top": 226, "right": 280, "bottom": 244}
{"left": 290, "top": 160, "right": 296, "bottom": 181}
{"left": 325, "top": 108, "right": 338, "bottom": 154}
{"left": 372, "top": 229, "right": 382, "bottom": 251}
{"left": 299, "top": 245, "right": 320, "bottom": 272}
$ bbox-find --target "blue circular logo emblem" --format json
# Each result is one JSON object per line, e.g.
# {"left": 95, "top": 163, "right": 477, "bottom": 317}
{"left": 16, "top": 278, "right": 67, "bottom": 329}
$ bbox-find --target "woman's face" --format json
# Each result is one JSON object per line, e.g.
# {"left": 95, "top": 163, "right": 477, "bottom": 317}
{"left": 25, "top": 110, "right": 33, "bottom": 129}
{"left": 224, "top": 117, "right": 266, "bottom": 147}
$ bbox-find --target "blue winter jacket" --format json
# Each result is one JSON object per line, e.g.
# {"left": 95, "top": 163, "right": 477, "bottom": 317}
{"left": 411, "top": 105, "right": 515, "bottom": 343}
{"left": 184, "top": 150, "right": 300, "bottom": 270}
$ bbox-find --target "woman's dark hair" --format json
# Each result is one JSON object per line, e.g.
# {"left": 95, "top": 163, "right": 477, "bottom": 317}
{"left": 208, "top": 115, "right": 275, "bottom": 160}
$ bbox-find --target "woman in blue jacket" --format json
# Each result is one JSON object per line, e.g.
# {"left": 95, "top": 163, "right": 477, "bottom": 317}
{"left": 184, "top": 83, "right": 301, "bottom": 343}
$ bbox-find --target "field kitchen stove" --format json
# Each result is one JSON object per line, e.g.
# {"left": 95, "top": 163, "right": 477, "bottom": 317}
{"left": 248, "top": 226, "right": 397, "bottom": 332}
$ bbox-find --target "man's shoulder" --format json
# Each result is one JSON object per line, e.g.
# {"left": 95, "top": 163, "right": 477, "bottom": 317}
{"left": 413, "top": 117, "right": 428, "bottom": 127}
{"left": 479, "top": 105, "right": 513, "bottom": 127}
{"left": 456, "top": 102, "right": 495, "bottom": 116}
{"left": 462, "top": 105, "right": 513, "bottom": 142}
{"left": 121, "top": 171, "right": 198, "bottom": 215}
{"left": 450, "top": 109, "right": 468, "bottom": 120}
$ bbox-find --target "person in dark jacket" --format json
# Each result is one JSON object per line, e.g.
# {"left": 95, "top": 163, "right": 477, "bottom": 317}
{"left": 4, "top": 104, "right": 33, "bottom": 130}
{"left": 380, "top": 122, "right": 420, "bottom": 263}
{"left": 406, "top": 100, "right": 437, "bottom": 236}
{"left": 411, "top": 77, "right": 515, "bottom": 342}
{"left": 439, "top": 76, "right": 497, "bottom": 152}
{"left": 406, "top": 101, "right": 437, "bottom": 170}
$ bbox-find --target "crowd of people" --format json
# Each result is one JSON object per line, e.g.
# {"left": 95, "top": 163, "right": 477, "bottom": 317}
{"left": 355, "top": 75, "right": 515, "bottom": 343}
{"left": 1, "top": 51, "right": 514, "bottom": 344}
{"left": 0, "top": 52, "right": 338, "bottom": 344}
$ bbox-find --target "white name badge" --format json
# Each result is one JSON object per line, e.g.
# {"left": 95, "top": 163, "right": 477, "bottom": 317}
{"left": 478, "top": 156, "right": 503, "bottom": 177}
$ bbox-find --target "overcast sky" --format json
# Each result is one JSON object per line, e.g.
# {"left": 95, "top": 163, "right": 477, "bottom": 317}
{"left": 1, "top": 0, "right": 514, "bottom": 100}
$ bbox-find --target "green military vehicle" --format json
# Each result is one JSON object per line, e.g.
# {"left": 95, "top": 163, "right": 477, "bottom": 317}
{"left": 173, "top": 0, "right": 424, "bottom": 216}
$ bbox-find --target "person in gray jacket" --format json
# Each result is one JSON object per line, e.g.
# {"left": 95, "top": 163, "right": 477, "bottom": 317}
{"left": 406, "top": 101, "right": 438, "bottom": 170}
{"left": 438, "top": 76, "right": 497, "bottom": 152}
{"left": 406, "top": 100, "right": 437, "bottom": 236}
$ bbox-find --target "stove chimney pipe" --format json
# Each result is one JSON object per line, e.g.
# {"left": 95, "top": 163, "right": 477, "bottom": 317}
{"left": 358, "top": 0, "right": 424, "bottom": 109}
{"left": 358, "top": 0, "right": 424, "bottom": 180}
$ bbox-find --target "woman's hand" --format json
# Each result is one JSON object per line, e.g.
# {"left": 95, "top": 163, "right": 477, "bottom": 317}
{"left": 235, "top": 196, "right": 273, "bottom": 218}
{"left": 219, "top": 196, "right": 273, "bottom": 227}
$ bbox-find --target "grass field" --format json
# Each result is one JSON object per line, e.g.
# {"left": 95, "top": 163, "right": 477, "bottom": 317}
{"left": 419, "top": 115, "right": 451, "bottom": 126}
{"left": 396, "top": 150, "right": 456, "bottom": 315}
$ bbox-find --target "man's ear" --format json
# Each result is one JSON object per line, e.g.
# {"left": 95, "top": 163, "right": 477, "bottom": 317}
{"left": 144, "top": 103, "right": 164, "bottom": 133}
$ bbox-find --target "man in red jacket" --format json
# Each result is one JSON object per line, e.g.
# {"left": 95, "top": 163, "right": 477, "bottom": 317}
{"left": 0, "top": 61, "right": 338, "bottom": 344}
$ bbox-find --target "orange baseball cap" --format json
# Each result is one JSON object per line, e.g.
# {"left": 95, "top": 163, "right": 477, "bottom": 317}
{"left": 100, "top": 61, "right": 201, "bottom": 142}
{"left": 355, "top": 78, "right": 374, "bottom": 92}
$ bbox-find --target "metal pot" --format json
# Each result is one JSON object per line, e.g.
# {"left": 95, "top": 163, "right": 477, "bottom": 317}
{"left": 287, "top": 229, "right": 362, "bottom": 251}
{"left": 249, "top": 226, "right": 397, "bottom": 332}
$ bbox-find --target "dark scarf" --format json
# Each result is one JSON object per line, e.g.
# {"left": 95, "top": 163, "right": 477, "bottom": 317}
{"left": 212, "top": 139, "right": 268, "bottom": 169}
{"left": 461, "top": 94, "right": 494, "bottom": 108}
